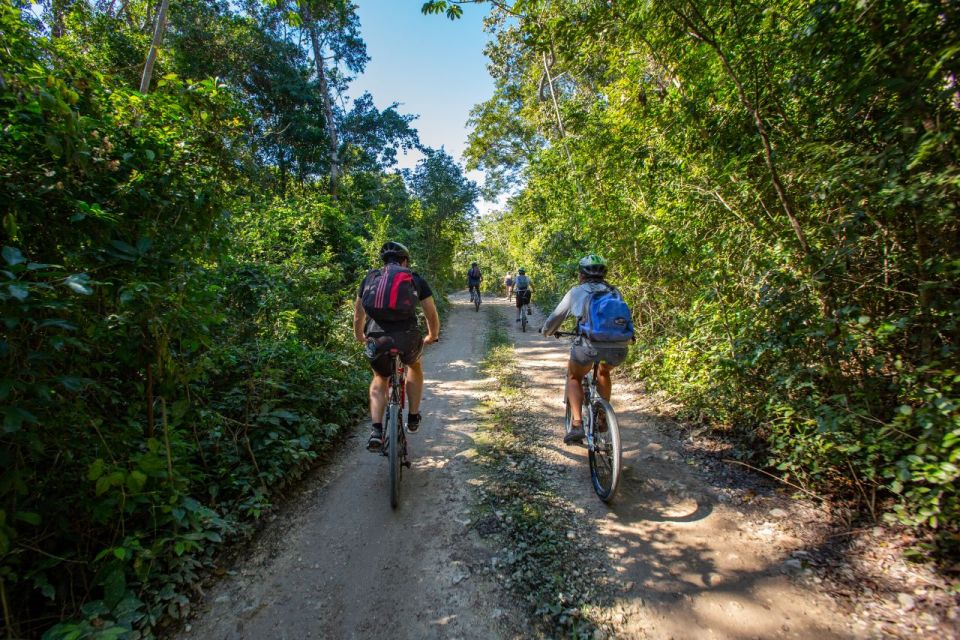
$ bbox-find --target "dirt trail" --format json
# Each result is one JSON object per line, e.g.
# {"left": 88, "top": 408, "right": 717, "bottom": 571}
{"left": 508, "top": 296, "right": 855, "bottom": 639}
{"left": 180, "top": 293, "right": 526, "bottom": 640}
{"left": 180, "top": 292, "right": 858, "bottom": 639}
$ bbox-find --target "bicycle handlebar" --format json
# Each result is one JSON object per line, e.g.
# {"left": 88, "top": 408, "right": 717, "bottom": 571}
{"left": 551, "top": 329, "right": 636, "bottom": 343}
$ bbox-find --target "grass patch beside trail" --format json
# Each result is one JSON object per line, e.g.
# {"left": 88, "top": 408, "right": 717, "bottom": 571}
{"left": 472, "top": 311, "right": 612, "bottom": 639}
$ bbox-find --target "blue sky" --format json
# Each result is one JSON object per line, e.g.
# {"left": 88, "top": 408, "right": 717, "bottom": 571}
{"left": 350, "top": 0, "right": 501, "bottom": 212}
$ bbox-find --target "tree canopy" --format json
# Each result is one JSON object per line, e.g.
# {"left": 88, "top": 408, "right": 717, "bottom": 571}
{"left": 0, "top": 1, "right": 476, "bottom": 637}
{"left": 430, "top": 0, "right": 960, "bottom": 554}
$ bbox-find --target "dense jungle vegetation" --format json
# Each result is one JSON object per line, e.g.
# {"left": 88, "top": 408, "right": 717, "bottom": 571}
{"left": 428, "top": 0, "right": 960, "bottom": 558}
{"left": 0, "top": 0, "right": 476, "bottom": 637}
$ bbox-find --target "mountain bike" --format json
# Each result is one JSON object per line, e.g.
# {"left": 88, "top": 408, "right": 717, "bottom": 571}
{"left": 554, "top": 331, "right": 622, "bottom": 502}
{"left": 382, "top": 347, "right": 411, "bottom": 508}
{"left": 471, "top": 286, "right": 482, "bottom": 312}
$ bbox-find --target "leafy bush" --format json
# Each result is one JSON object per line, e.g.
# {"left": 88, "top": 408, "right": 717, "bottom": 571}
{"left": 459, "top": 0, "right": 960, "bottom": 554}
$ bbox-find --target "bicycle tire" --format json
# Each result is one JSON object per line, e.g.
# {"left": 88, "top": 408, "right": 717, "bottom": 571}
{"left": 521, "top": 308, "right": 527, "bottom": 332}
{"left": 588, "top": 397, "right": 621, "bottom": 502}
{"left": 387, "top": 404, "right": 401, "bottom": 508}
{"left": 475, "top": 295, "right": 481, "bottom": 312}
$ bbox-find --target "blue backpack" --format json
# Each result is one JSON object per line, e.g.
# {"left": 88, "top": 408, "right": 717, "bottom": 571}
{"left": 578, "top": 287, "right": 634, "bottom": 342}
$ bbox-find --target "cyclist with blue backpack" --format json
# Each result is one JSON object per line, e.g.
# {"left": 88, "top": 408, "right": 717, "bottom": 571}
{"left": 540, "top": 254, "right": 634, "bottom": 444}
{"left": 354, "top": 241, "right": 440, "bottom": 451}
{"left": 514, "top": 267, "right": 532, "bottom": 322}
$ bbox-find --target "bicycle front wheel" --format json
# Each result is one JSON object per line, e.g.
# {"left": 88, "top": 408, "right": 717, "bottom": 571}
{"left": 588, "top": 398, "right": 621, "bottom": 502}
{"left": 387, "top": 404, "right": 401, "bottom": 508}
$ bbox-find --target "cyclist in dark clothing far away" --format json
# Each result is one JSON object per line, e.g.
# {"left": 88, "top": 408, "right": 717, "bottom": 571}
{"left": 467, "top": 261, "right": 483, "bottom": 302}
{"left": 354, "top": 241, "right": 440, "bottom": 450}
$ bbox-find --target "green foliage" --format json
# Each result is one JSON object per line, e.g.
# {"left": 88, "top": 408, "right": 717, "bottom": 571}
{"left": 0, "top": 1, "right": 474, "bottom": 637}
{"left": 458, "top": 0, "right": 960, "bottom": 553}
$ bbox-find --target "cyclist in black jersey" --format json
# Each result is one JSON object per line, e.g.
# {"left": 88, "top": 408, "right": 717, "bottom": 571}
{"left": 354, "top": 242, "right": 440, "bottom": 450}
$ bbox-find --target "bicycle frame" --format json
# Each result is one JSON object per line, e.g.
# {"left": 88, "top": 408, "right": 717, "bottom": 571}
{"left": 384, "top": 349, "right": 409, "bottom": 508}
{"left": 553, "top": 330, "right": 622, "bottom": 501}
{"left": 578, "top": 361, "right": 602, "bottom": 449}
{"left": 387, "top": 350, "right": 406, "bottom": 412}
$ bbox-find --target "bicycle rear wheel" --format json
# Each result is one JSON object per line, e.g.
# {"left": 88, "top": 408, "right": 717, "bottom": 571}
{"left": 521, "top": 308, "right": 527, "bottom": 332}
{"left": 588, "top": 398, "right": 621, "bottom": 502}
{"left": 475, "top": 294, "right": 481, "bottom": 312}
{"left": 387, "top": 404, "right": 401, "bottom": 508}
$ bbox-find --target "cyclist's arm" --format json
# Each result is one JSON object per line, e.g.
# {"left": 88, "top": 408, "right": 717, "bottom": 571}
{"left": 353, "top": 297, "right": 367, "bottom": 343}
{"left": 421, "top": 297, "right": 440, "bottom": 343}
{"left": 540, "top": 288, "right": 574, "bottom": 336}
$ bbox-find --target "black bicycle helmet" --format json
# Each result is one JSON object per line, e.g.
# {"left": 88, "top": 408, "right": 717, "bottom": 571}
{"left": 578, "top": 254, "right": 607, "bottom": 278}
{"left": 380, "top": 241, "right": 409, "bottom": 263}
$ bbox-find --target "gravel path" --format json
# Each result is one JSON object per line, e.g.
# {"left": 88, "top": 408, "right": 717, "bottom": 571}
{"left": 177, "top": 292, "right": 934, "bottom": 639}
{"left": 179, "top": 293, "right": 527, "bottom": 640}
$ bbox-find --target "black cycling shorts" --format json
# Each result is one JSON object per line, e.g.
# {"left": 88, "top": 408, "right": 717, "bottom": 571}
{"left": 366, "top": 329, "right": 424, "bottom": 377}
{"left": 515, "top": 289, "right": 531, "bottom": 307}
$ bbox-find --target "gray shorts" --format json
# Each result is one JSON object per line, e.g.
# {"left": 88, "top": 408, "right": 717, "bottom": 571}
{"left": 570, "top": 337, "right": 628, "bottom": 367}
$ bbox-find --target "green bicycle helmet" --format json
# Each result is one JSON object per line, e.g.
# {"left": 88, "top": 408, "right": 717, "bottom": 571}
{"left": 578, "top": 254, "right": 607, "bottom": 278}
{"left": 517, "top": 267, "right": 525, "bottom": 274}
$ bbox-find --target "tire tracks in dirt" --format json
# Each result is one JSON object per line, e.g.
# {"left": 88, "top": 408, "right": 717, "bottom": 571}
{"left": 178, "top": 293, "right": 528, "bottom": 640}
{"left": 497, "top": 294, "right": 858, "bottom": 639}
{"left": 179, "top": 292, "right": 860, "bottom": 640}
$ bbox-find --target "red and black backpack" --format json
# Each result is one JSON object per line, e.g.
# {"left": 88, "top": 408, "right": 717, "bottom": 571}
{"left": 361, "top": 264, "right": 419, "bottom": 324}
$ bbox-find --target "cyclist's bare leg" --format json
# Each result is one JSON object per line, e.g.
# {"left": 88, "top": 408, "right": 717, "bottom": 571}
{"left": 405, "top": 360, "right": 424, "bottom": 414}
{"left": 369, "top": 373, "right": 389, "bottom": 423}
{"left": 566, "top": 360, "right": 594, "bottom": 423}
{"left": 596, "top": 363, "right": 613, "bottom": 400}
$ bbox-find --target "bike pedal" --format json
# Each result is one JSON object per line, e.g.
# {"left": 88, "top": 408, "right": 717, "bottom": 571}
{"left": 404, "top": 460, "right": 412, "bottom": 468}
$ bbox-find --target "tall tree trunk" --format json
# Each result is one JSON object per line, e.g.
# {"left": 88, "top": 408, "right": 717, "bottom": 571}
{"left": 299, "top": 2, "right": 341, "bottom": 197}
{"left": 309, "top": 25, "right": 341, "bottom": 196}
{"left": 139, "top": 0, "right": 169, "bottom": 94}
{"left": 278, "top": 146, "right": 288, "bottom": 197}
{"left": 51, "top": 0, "right": 68, "bottom": 38}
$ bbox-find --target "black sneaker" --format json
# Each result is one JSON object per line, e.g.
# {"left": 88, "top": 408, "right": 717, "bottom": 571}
{"left": 408, "top": 412, "right": 422, "bottom": 433}
{"left": 564, "top": 425, "right": 585, "bottom": 445}
{"left": 367, "top": 425, "right": 383, "bottom": 451}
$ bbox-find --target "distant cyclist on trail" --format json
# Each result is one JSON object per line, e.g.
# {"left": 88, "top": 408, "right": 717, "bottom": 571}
{"left": 540, "top": 255, "right": 633, "bottom": 445}
{"left": 513, "top": 267, "right": 532, "bottom": 323}
{"left": 354, "top": 241, "right": 440, "bottom": 451}
{"left": 467, "top": 261, "right": 483, "bottom": 303}
{"left": 503, "top": 272, "right": 514, "bottom": 299}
